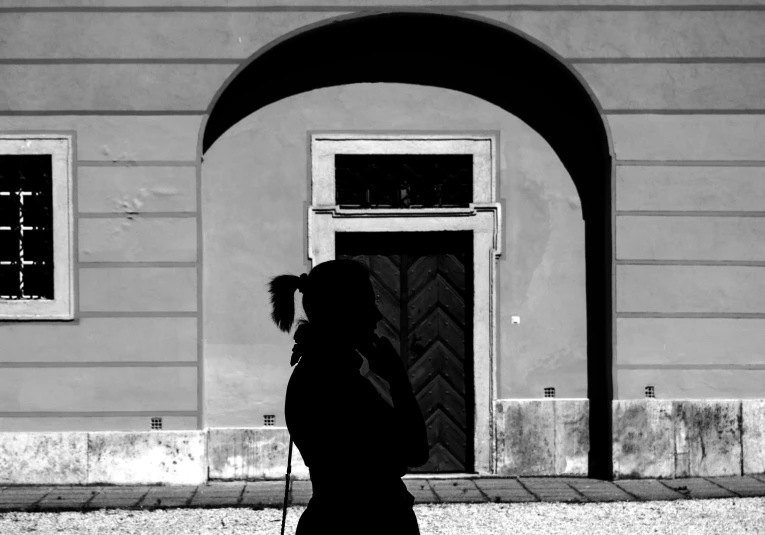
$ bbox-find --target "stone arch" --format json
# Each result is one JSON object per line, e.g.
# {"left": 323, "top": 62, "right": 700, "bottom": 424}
{"left": 200, "top": 11, "right": 614, "bottom": 479}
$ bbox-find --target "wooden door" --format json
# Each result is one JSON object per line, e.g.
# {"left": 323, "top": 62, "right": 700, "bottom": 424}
{"left": 336, "top": 231, "right": 474, "bottom": 473}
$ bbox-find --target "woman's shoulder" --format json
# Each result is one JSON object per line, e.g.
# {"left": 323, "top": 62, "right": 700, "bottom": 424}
{"left": 287, "top": 355, "right": 353, "bottom": 392}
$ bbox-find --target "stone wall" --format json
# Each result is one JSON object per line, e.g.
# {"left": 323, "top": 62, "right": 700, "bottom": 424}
{"left": 0, "top": 431, "right": 207, "bottom": 486}
{"left": 495, "top": 399, "right": 765, "bottom": 479}
{"left": 613, "top": 399, "right": 765, "bottom": 479}
{"left": 2, "top": 399, "right": 761, "bottom": 484}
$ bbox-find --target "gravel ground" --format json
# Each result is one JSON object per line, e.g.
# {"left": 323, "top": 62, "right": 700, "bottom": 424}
{"left": 0, "top": 498, "right": 763, "bottom": 535}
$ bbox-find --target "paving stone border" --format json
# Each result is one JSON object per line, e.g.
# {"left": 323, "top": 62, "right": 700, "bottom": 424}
{"left": 1, "top": 476, "right": 764, "bottom": 512}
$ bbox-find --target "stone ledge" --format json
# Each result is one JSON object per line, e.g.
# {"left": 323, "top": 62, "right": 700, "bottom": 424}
{"left": 87, "top": 431, "right": 206, "bottom": 486}
{"left": 742, "top": 400, "right": 765, "bottom": 475}
{"left": 207, "top": 428, "right": 309, "bottom": 481}
{"left": 613, "top": 399, "right": 765, "bottom": 480}
{"left": 0, "top": 433, "right": 88, "bottom": 485}
{"left": 0, "top": 431, "right": 205, "bottom": 486}
{"left": 495, "top": 399, "right": 589, "bottom": 477}
{"left": 1, "top": 399, "right": 763, "bottom": 485}
{"left": 613, "top": 399, "right": 674, "bottom": 479}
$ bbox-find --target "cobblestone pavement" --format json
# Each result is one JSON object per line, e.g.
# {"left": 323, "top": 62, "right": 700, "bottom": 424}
{"left": 1, "top": 475, "right": 764, "bottom": 512}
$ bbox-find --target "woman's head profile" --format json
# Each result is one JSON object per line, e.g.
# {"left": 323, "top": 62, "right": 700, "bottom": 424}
{"left": 267, "top": 259, "right": 383, "bottom": 342}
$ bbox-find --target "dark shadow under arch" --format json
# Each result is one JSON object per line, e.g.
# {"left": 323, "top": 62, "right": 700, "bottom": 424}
{"left": 203, "top": 12, "right": 614, "bottom": 480}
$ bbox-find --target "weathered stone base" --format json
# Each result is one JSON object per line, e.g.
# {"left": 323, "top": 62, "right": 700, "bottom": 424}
{"left": 495, "top": 398, "right": 765, "bottom": 479}
{"left": 1, "top": 400, "right": 762, "bottom": 484}
{"left": 495, "top": 399, "right": 590, "bottom": 476}
{"left": 207, "top": 428, "right": 309, "bottom": 481}
{"left": 613, "top": 399, "right": 765, "bottom": 480}
{"left": 0, "top": 431, "right": 205, "bottom": 486}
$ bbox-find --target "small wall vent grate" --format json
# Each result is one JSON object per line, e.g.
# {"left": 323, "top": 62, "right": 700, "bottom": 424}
{"left": 645, "top": 386, "right": 655, "bottom": 398}
{"left": 150, "top": 417, "right": 162, "bottom": 430}
{"left": 264, "top": 415, "right": 275, "bottom": 426}
{"left": 544, "top": 387, "right": 555, "bottom": 398}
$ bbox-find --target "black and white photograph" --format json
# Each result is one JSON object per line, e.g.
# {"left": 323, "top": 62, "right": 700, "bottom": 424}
{"left": 0, "top": 1, "right": 764, "bottom": 534}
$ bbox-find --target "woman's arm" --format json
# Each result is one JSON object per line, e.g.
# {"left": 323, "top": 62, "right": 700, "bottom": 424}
{"left": 370, "top": 337, "right": 430, "bottom": 468}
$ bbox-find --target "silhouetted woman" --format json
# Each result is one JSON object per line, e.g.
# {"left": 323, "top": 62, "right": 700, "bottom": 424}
{"left": 268, "top": 259, "right": 429, "bottom": 535}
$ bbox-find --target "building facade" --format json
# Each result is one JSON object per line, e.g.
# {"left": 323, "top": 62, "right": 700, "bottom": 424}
{"left": 0, "top": 1, "right": 763, "bottom": 484}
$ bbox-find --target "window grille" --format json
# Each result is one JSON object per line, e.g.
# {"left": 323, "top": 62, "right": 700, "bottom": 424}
{"left": 335, "top": 154, "right": 473, "bottom": 209}
{"left": 645, "top": 386, "right": 655, "bottom": 398}
{"left": 150, "top": 417, "right": 163, "bottom": 430}
{"left": 544, "top": 387, "right": 555, "bottom": 398}
{"left": 0, "top": 155, "right": 54, "bottom": 300}
{"left": 264, "top": 415, "right": 275, "bottom": 426}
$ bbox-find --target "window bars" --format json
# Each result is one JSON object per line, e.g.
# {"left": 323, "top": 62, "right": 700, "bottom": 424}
{"left": 264, "top": 415, "right": 276, "bottom": 426}
{"left": 0, "top": 155, "right": 54, "bottom": 300}
{"left": 335, "top": 154, "right": 473, "bottom": 209}
{"left": 544, "top": 387, "right": 556, "bottom": 398}
{"left": 150, "top": 417, "right": 163, "bottom": 430}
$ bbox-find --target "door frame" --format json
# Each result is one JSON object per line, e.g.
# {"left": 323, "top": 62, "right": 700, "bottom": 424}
{"left": 307, "top": 132, "right": 502, "bottom": 474}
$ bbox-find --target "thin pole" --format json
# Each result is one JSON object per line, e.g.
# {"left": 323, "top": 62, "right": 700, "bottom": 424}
{"left": 281, "top": 436, "right": 294, "bottom": 535}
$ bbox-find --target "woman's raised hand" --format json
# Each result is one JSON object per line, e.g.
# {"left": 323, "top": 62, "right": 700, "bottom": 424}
{"left": 366, "top": 336, "right": 409, "bottom": 388}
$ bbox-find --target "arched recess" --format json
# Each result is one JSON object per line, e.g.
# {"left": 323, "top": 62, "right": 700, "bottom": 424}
{"left": 201, "top": 12, "right": 614, "bottom": 480}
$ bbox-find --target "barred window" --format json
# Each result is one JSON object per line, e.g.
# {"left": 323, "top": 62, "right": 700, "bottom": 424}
{"left": 0, "top": 155, "right": 54, "bottom": 300}
{"left": 335, "top": 154, "right": 472, "bottom": 209}
{"left": 0, "top": 136, "right": 73, "bottom": 320}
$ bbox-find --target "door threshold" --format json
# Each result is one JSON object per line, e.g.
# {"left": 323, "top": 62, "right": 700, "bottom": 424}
{"left": 403, "top": 473, "right": 480, "bottom": 479}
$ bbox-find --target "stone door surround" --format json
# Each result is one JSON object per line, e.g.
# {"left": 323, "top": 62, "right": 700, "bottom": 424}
{"left": 307, "top": 133, "right": 502, "bottom": 474}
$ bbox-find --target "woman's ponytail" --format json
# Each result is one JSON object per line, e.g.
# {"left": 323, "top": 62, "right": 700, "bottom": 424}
{"left": 267, "top": 274, "right": 302, "bottom": 332}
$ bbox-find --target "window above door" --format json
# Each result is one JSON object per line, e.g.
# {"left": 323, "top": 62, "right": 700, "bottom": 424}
{"left": 311, "top": 133, "right": 497, "bottom": 209}
{"left": 336, "top": 154, "right": 473, "bottom": 209}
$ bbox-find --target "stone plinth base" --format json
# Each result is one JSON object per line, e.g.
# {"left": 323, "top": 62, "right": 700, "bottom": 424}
{"left": 613, "top": 399, "right": 765, "bottom": 480}
{"left": 207, "top": 428, "right": 309, "bottom": 481}
{"left": 1, "top": 399, "right": 763, "bottom": 484}
{"left": 0, "top": 431, "right": 205, "bottom": 486}
{"left": 495, "top": 399, "right": 590, "bottom": 477}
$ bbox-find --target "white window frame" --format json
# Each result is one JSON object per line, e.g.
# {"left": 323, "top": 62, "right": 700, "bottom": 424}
{"left": 0, "top": 134, "right": 75, "bottom": 320}
{"left": 308, "top": 132, "right": 502, "bottom": 474}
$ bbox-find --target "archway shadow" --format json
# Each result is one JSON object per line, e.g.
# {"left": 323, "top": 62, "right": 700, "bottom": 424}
{"left": 202, "top": 12, "right": 614, "bottom": 480}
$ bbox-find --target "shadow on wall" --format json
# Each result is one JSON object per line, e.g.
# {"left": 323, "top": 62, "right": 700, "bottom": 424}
{"left": 201, "top": 82, "right": 586, "bottom": 435}
{"left": 201, "top": 12, "right": 612, "bottom": 479}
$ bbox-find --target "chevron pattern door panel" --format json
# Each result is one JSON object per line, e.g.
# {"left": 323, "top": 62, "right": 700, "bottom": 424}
{"left": 336, "top": 231, "right": 474, "bottom": 473}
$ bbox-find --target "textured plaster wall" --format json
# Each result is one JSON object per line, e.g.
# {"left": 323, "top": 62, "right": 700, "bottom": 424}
{"left": 202, "top": 83, "right": 587, "bottom": 428}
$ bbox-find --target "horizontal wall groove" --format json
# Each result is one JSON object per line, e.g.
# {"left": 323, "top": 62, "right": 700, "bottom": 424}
{"left": 0, "top": 59, "right": 243, "bottom": 65}
{"left": 616, "top": 161, "right": 765, "bottom": 167}
{"left": 617, "top": 313, "right": 765, "bottom": 319}
{"left": 78, "top": 212, "right": 198, "bottom": 219}
{"left": 2, "top": 58, "right": 765, "bottom": 65}
{"left": 616, "top": 260, "right": 765, "bottom": 267}
{"left": 2, "top": 5, "right": 765, "bottom": 13}
{"left": 0, "top": 110, "right": 207, "bottom": 116}
{"left": 617, "top": 364, "right": 765, "bottom": 370}
{"left": 78, "top": 262, "right": 198, "bottom": 268}
{"left": 77, "top": 161, "right": 198, "bottom": 167}
{"left": 78, "top": 311, "right": 198, "bottom": 318}
{"left": 0, "top": 361, "right": 198, "bottom": 368}
{"left": 0, "top": 109, "right": 724, "bottom": 119}
{"left": 616, "top": 210, "right": 765, "bottom": 217}
{"left": 572, "top": 58, "right": 765, "bottom": 64}
{"left": 0, "top": 411, "right": 198, "bottom": 418}
{"left": 605, "top": 110, "right": 765, "bottom": 115}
